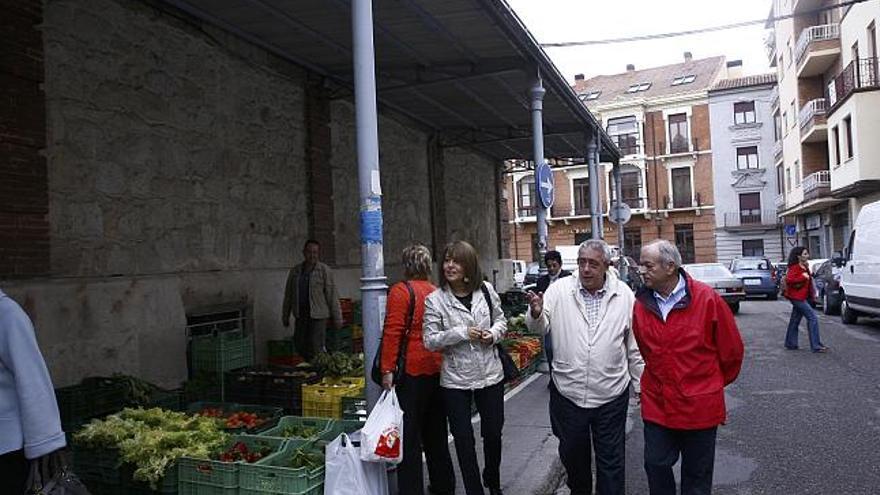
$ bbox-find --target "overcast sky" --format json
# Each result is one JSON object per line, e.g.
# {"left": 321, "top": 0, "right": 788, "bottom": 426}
{"left": 506, "top": 0, "right": 774, "bottom": 81}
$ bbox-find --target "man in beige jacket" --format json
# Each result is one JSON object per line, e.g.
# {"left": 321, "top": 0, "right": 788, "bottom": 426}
{"left": 526, "top": 239, "right": 643, "bottom": 495}
{"left": 282, "top": 240, "right": 343, "bottom": 361}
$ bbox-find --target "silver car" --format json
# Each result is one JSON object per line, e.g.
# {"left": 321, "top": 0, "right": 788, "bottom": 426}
{"left": 683, "top": 263, "right": 746, "bottom": 314}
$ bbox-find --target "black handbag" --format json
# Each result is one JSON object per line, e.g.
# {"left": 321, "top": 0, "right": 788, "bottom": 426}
{"left": 480, "top": 283, "right": 519, "bottom": 382}
{"left": 370, "top": 281, "right": 416, "bottom": 386}
{"left": 26, "top": 450, "right": 91, "bottom": 495}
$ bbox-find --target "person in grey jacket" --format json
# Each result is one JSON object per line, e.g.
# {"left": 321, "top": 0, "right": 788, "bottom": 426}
{"left": 1, "top": 288, "right": 67, "bottom": 494}
{"left": 282, "top": 239, "right": 343, "bottom": 361}
{"left": 424, "top": 240, "right": 507, "bottom": 495}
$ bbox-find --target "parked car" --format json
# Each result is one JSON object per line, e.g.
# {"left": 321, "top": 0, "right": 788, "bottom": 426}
{"left": 523, "top": 262, "right": 540, "bottom": 288}
{"left": 805, "top": 258, "right": 828, "bottom": 308}
{"left": 728, "top": 257, "right": 779, "bottom": 300}
{"left": 812, "top": 259, "right": 844, "bottom": 315}
{"left": 683, "top": 263, "right": 745, "bottom": 314}
{"left": 512, "top": 260, "right": 527, "bottom": 288}
{"left": 614, "top": 255, "right": 644, "bottom": 292}
{"left": 840, "top": 199, "right": 880, "bottom": 324}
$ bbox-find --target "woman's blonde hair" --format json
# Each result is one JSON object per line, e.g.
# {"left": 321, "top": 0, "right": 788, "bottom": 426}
{"left": 440, "top": 240, "right": 482, "bottom": 293}
{"left": 402, "top": 244, "right": 432, "bottom": 280}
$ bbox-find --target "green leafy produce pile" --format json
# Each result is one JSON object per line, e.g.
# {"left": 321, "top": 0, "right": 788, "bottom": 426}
{"left": 280, "top": 425, "right": 320, "bottom": 439}
{"left": 311, "top": 352, "right": 364, "bottom": 378}
{"left": 289, "top": 449, "right": 324, "bottom": 470}
{"left": 74, "top": 408, "right": 229, "bottom": 488}
{"left": 507, "top": 315, "right": 527, "bottom": 333}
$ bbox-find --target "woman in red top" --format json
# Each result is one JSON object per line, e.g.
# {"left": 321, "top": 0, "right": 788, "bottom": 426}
{"left": 380, "top": 244, "right": 454, "bottom": 495}
{"left": 784, "top": 246, "right": 829, "bottom": 352}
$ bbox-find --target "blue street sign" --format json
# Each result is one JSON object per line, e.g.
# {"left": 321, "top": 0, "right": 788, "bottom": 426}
{"left": 536, "top": 161, "right": 554, "bottom": 209}
{"left": 784, "top": 224, "right": 796, "bottom": 236}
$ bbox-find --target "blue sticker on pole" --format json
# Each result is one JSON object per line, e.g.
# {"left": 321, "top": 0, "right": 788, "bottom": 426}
{"left": 360, "top": 209, "right": 384, "bottom": 244}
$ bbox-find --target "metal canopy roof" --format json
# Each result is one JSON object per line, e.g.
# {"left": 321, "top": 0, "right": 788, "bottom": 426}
{"left": 162, "top": 0, "right": 620, "bottom": 162}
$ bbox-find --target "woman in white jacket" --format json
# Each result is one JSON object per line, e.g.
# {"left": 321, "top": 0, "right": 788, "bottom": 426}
{"left": 423, "top": 241, "right": 507, "bottom": 495}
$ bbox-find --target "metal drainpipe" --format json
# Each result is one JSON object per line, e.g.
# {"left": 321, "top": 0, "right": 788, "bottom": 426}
{"left": 613, "top": 159, "right": 625, "bottom": 251}
{"left": 352, "top": 0, "right": 387, "bottom": 410}
{"left": 531, "top": 75, "right": 548, "bottom": 275}
{"left": 588, "top": 129, "right": 601, "bottom": 239}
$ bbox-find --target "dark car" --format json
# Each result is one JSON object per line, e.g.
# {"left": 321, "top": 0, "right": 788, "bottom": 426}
{"left": 729, "top": 257, "right": 779, "bottom": 300}
{"left": 812, "top": 259, "right": 844, "bottom": 315}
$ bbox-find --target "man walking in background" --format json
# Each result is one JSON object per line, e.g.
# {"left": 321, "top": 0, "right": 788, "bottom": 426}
{"left": 282, "top": 240, "right": 343, "bottom": 361}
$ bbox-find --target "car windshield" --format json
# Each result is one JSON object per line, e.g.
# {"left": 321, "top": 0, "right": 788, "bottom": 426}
{"left": 527, "top": 264, "right": 539, "bottom": 275}
{"left": 685, "top": 264, "right": 733, "bottom": 279}
{"left": 732, "top": 258, "right": 769, "bottom": 270}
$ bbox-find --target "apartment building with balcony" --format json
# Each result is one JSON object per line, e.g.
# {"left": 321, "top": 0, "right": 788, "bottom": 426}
{"left": 709, "top": 74, "right": 784, "bottom": 265}
{"left": 504, "top": 54, "right": 728, "bottom": 264}
{"left": 767, "top": 0, "right": 878, "bottom": 257}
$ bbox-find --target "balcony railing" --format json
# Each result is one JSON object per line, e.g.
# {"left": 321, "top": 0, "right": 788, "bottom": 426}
{"left": 775, "top": 194, "right": 785, "bottom": 209}
{"left": 827, "top": 57, "right": 880, "bottom": 110}
{"left": 794, "top": 23, "right": 840, "bottom": 66}
{"left": 803, "top": 170, "right": 831, "bottom": 199}
{"left": 764, "top": 31, "right": 777, "bottom": 65}
{"left": 798, "top": 98, "right": 827, "bottom": 129}
{"left": 517, "top": 207, "right": 535, "bottom": 218}
{"left": 770, "top": 86, "right": 779, "bottom": 109}
{"left": 773, "top": 140, "right": 783, "bottom": 161}
{"left": 722, "top": 210, "right": 781, "bottom": 228}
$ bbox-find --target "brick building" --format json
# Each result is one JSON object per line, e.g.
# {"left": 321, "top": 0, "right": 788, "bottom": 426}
{"left": 506, "top": 54, "right": 731, "bottom": 264}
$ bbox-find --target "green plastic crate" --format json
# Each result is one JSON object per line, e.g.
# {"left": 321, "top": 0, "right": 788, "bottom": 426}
{"left": 56, "top": 379, "right": 128, "bottom": 429}
{"left": 146, "top": 388, "right": 184, "bottom": 411}
{"left": 122, "top": 467, "right": 177, "bottom": 495}
{"left": 177, "top": 436, "right": 285, "bottom": 495}
{"left": 267, "top": 339, "right": 296, "bottom": 358}
{"left": 191, "top": 332, "right": 254, "bottom": 375}
{"left": 256, "top": 416, "right": 333, "bottom": 441}
{"left": 239, "top": 442, "right": 324, "bottom": 495}
{"left": 70, "top": 444, "right": 123, "bottom": 492}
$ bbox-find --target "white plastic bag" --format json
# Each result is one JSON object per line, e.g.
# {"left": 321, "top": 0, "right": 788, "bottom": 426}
{"left": 324, "top": 431, "right": 389, "bottom": 495}
{"left": 360, "top": 388, "right": 404, "bottom": 464}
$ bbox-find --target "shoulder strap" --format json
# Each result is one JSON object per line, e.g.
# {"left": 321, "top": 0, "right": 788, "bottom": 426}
{"left": 395, "top": 281, "right": 416, "bottom": 368}
{"left": 480, "top": 282, "right": 493, "bottom": 322}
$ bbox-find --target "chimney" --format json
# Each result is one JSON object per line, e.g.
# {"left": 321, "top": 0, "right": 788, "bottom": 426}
{"left": 626, "top": 64, "right": 635, "bottom": 72}
{"left": 726, "top": 60, "right": 743, "bottom": 79}
{"left": 574, "top": 73, "right": 585, "bottom": 81}
{"left": 684, "top": 51, "right": 693, "bottom": 62}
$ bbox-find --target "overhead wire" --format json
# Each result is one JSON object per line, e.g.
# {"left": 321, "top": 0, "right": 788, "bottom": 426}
{"left": 540, "top": 0, "right": 871, "bottom": 48}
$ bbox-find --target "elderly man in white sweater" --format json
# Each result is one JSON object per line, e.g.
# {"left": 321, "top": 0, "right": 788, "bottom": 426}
{"left": 526, "top": 239, "right": 643, "bottom": 495}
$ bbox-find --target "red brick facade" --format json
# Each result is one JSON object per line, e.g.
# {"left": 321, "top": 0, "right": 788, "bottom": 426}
{"left": 506, "top": 104, "right": 717, "bottom": 264}
{"left": 1, "top": 1, "right": 49, "bottom": 278}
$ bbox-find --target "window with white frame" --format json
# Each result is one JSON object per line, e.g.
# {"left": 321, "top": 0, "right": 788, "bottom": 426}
{"left": 516, "top": 176, "right": 535, "bottom": 217}
{"left": 734, "top": 101, "right": 757, "bottom": 124}
{"left": 671, "top": 167, "right": 693, "bottom": 208}
{"left": 668, "top": 113, "right": 689, "bottom": 153}
{"left": 736, "top": 146, "right": 760, "bottom": 169}
{"left": 573, "top": 178, "right": 590, "bottom": 215}
{"left": 610, "top": 164, "right": 645, "bottom": 209}
{"left": 672, "top": 75, "right": 696, "bottom": 86}
{"left": 606, "top": 116, "right": 640, "bottom": 155}
{"left": 626, "top": 82, "right": 652, "bottom": 93}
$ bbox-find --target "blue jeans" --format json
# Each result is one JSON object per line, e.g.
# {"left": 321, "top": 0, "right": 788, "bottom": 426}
{"left": 785, "top": 299, "right": 824, "bottom": 351}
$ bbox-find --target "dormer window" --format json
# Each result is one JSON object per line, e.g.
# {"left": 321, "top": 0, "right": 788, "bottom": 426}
{"left": 579, "top": 91, "right": 601, "bottom": 101}
{"left": 626, "top": 82, "right": 651, "bottom": 93}
{"left": 671, "top": 75, "right": 696, "bottom": 86}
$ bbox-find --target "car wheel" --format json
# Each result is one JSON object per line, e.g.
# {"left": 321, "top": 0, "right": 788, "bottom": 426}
{"left": 840, "top": 298, "right": 859, "bottom": 325}
{"left": 768, "top": 292, "right": 778, "bottom": 301}
{"left": 730, "top": 301, "right": 740, "bottom": 314}
{"left": 822, "top": 292, "right": 839, "bottom": 315}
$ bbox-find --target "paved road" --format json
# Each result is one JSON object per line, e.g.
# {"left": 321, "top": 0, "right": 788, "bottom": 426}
{"left": 555, "top": 299, "right": 880, "bottom": 494}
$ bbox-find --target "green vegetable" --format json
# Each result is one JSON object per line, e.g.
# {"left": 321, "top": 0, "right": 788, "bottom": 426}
{"left": 289, "top": 449, "right": 324, "bottom": 469}
{"left": 74, "top": 407, "right": 228, "bottom": 488}
{"left": 280, "top": 425, "right": 319, "bottom": 438}
{"left": 312, "top": 352, "right": 364, "bottom": 378}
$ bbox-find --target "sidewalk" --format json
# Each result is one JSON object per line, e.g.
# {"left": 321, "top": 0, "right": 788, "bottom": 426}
{"left": 448, "top": 372, "right": 564, "bottom": 495}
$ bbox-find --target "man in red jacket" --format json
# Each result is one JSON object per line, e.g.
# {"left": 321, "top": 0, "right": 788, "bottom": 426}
{"left": 633, "top": 240, "right": 744, "bottom": 495}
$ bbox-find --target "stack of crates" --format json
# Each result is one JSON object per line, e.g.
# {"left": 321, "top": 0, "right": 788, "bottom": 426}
{"left": 56, "top": 377, "right": 128, "bottom": 432}
{"left": 190, "top": 330, "right": 254, "bottom": 400}
{"left": 177, "top": 436, "right": 286, "bottom": 495}
{"left": 267, "top": 339, "right": 304, "bottom": 368}
{"left": 301, "top": 377, "right": 364, "bottom": 419}
{"left": 225, "top": 367, "right": 322, "bottom": 415}
{"left": 325, "top": 325, "right": 353, "bottom": 353}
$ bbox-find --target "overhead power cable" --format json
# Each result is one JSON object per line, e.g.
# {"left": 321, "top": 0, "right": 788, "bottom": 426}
{"left": 540, "top": 0, "right": 871, "bottom": 48}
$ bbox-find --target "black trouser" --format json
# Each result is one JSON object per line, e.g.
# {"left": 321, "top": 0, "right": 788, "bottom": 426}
{"left": 643, "top": 421, "right": 717, "bottom": 495}
{"left": 0, "top": 449, "right": 28, "bottom": 495}
{"left": 396, "top": 374, "right": 455, "bottom": 495}
{"left": 549, "top": 383, "right": 629, "bottom": 495}
{"left": 442, "top": 381, "right": 505, "bottom": 495}
{"left": 293, "top": 317, "right": 326, "bottom": 361}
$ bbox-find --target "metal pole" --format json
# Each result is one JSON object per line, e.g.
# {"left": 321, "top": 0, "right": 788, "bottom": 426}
{"left": 588, "top": 130, "right": 601, "bottom": 239}
{"left": 531, "top": 75, "right": 548, "bottom": 275}
{"left": 612, "top": 160, "right": 626, "bottom": 279}
{"left": 352, "top": 0, "right": 387, "bottom": 410}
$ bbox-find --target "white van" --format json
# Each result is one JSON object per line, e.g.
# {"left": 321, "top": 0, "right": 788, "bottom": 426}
{"left": 839, "top": 199, "right": 880, "bottom": 324}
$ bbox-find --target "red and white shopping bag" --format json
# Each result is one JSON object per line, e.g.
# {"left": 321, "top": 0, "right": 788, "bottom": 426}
{"left": 360, "top": 388, "right": 404, "bottom": 464}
